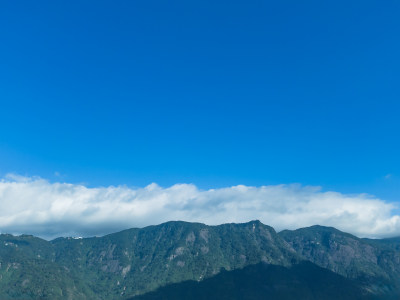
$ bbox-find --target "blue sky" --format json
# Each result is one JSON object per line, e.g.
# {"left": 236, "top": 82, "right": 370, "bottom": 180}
{"left": 1, "top": 0, "right": 400, "bottom": 204}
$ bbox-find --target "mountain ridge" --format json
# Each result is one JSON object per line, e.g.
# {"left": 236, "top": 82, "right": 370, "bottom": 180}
{"left": 0, "top": 220, "right": 399, "bottom": 299}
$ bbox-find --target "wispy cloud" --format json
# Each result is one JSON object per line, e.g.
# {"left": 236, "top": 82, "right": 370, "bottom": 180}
{"left": 0, "top": 174, "right": 399, "bottom": 239}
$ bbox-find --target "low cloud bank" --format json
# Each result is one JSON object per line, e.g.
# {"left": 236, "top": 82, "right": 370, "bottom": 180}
{"left": 0, "top": 174, "right": 399, "bottom": 239}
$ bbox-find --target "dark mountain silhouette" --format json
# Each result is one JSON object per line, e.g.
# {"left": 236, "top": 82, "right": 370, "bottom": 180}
{"left": 130, "top": 261, "right": 373, "bottom": 300}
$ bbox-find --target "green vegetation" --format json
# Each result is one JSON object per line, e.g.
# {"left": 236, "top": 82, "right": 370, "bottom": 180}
{"left": 131, "top": 261, "right": 373, "bottom": 300}
{"left": 0, "top": 221, "right": 399, "bottom": 299}
{"left": 279, "top": 225, "right": 400, "bottom": 295}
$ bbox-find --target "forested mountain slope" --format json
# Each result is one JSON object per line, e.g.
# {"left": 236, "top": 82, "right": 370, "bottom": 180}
{"left": 0, "top": 221, "right": 399, "bottom": 299}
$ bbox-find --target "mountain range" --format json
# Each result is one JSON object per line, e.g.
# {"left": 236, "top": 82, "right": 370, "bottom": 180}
{"left": 0, "top": 220, "right": 399, "bottom": 299}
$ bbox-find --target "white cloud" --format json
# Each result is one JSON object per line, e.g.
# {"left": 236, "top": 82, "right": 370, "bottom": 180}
{"left": 0, "top": 174, "right": 399, "bottom": 239}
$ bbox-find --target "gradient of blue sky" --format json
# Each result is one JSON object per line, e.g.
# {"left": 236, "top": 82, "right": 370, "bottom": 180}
{"left": 0, "top": 0, "right": 399, "bottom": 201}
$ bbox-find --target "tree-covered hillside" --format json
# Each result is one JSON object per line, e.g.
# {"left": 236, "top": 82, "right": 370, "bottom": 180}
{"left": 0, "top": 221, "right": 399, "bottom": 299}
{"left": 131, "top": 261, "right": 373, "bottom": 300}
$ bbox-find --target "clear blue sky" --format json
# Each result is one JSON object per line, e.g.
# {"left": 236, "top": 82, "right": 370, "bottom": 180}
{"left": 0, "top": 1, "right": 399, "bottom": 201}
